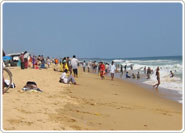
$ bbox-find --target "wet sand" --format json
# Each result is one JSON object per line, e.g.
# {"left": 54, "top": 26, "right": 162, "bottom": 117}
{"left": 3, "top": 66, "right": 182, "bottom": 131}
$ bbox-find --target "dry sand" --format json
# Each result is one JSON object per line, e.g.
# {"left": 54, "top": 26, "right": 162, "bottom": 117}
{"left": 3, "top": 66, "right": 182, "bottom": 131}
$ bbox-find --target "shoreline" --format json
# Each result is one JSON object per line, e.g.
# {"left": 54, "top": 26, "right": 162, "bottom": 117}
{"left": 3, "top": 66, "right": 182, "bottom": 130}
{"left": 90, "top": 70, "right": 182, "bottom": 104}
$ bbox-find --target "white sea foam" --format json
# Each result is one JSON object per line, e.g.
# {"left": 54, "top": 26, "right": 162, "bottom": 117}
{"left": 113, "top": 59, "right": 125, "bottom": 63}
{"left": 119, "top": 58, "right": 182, "bottom": 103}
{"left": 83, "top": 56, "right": 182, "bottom": 103}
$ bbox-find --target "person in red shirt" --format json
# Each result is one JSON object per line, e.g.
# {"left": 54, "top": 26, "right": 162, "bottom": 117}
{"left": 99, "top": 62, "right": 105, "bottom": 80}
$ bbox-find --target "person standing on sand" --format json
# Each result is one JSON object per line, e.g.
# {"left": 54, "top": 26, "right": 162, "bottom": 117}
{"left": 137, "top": 72, "right": 140, "bottom": 79}
{"left": 99, "top": 62, "right": 105, "bottom": 80}
{"left": 71, "top": 55, "right": 79, "bottom": 78}
{"left": 153, "top": 67, "right": 160, "bottom": 91}
{"left": 124, "top": 65, "right": 127, "bottom": 72}
{"left": 109, "top": 61, "right": 116, "bottom": 80}
{"left": 83, "top": 60, "right": 86, "bottom": 72}
{"left": 24, "top": 51, "right": 29, "bottom": 69}
{"left": 144, "top": 66, "right": 146, "bottom": 74}
{"left": 20, "top": 53, "right": 24, "bottom": 69}
{"left": 46, "top": 57, "right": 51, "bottom": 68}
{"left": 120, "top": 65, "right": 123, "bottom": 74}
{"left": 32, "top": 55, "right": 35, "bottom": 68}
{"left": 87, "top": 62, "right": 91, "bottom": 72}
{"left": 66, "top": 57, "right": 72, "bottom": 74}
{"left": 146, "top": 67, "right": 151, "bottom": 79}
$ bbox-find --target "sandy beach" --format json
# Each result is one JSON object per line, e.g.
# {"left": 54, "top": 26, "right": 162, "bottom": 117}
{"left": 3, "top": 66, "right": 182, "bottom": 131}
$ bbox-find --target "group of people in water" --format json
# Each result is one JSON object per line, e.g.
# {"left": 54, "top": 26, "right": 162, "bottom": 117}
{"left": 81, "top": 60, "right": 176, "bottom": 91}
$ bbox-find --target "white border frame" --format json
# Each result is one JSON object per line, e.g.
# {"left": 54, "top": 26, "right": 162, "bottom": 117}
{"left": 0, "top": 1, "right": 184, "bottom": 133}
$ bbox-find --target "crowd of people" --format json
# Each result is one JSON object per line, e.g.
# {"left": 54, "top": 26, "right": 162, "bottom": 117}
{"left": 79, "top": 60, "right": 176, "bottom": 91}
{"left": 3, "top": 51, "right": 176, "bottom": 91}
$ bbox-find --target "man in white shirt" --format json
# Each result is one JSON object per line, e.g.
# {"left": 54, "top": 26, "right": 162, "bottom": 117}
{"left": 71, "top": 55, "right": 79, "bottom": 77}
{"left": 109, "top": 61, "right": 116, "bottom": 80}
{"left": 59, "top": 69, "right": 77, "bottom": 85}
{"left": 83, "top": 60, "right": 86, "bottom": 72}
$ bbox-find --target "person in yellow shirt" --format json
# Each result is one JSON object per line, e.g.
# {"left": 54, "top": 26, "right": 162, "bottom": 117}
{"left": 60, "top": 60, "right": 69, "bottom": 72}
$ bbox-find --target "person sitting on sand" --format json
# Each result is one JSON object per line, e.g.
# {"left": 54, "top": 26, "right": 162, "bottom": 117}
{"left": 170, "top": 70, "right": 174, "bottom": 78}
{"left": 126, "top": 71, "right": 131, "bottom": 78}
{"left": 132, "top": 73, "right": 136, "bottom": 79}
{"left": 137, "top": 72, "right": 140, "bottom": 79}
{"left": 59, "top": 69, "right": 77, "bottom": 85}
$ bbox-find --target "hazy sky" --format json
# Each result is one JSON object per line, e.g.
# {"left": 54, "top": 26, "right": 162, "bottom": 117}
{"left": 3, "top": 3, "right": 182, "bottom": 58}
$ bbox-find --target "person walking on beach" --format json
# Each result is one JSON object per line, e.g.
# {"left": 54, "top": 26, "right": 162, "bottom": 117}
{"left": 87, "top": 62, "right": 91, "bottom": 72}
{"left": 32, "top": 55, "right": 35, "bottom": 68}
{"left": 170, "top": 70, "right": 174, "bottom": 78}
{"left": 130, "top": 64, "right": 133, "bottom": 70}
{"left": 144, "top": 66, "right": 146, "bottom": 74}
{"left": 124, "top": 65, "right": 127, "bottom": 72}
{"left": 83, "top": 61, "right": 86, "bottom": 72}
{"left": 71, "top": 55, "right": 79, "bottom": 78}
{"left": 153, "top": 67, "right": 160, "bottom": 91}
{"left": 137, "top": 72, "right": 140, "bottom": 79}
{"left": 24, "top": 51, "right": 29, "bottom": 69}
{"left": 99, "top": 62, "right": 105, "bottom": 80}
{"left": 20, "top": 53, "right": 24, "bottom": 69}
{"left": 109, "top": 61, "right": 116, "bottom": 80}
{"left": 146, "top": 67, "right": 151, "bottom": 79}
{"left": 120, "top": 65, "right": 123, "bottom": 74}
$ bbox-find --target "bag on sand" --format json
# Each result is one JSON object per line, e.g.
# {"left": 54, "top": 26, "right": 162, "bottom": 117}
{"left": 22, "top": 81, "right": 42, "bottom": 92}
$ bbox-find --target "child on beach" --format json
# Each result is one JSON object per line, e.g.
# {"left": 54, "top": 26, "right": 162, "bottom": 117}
{"left": 99, "top": 62, "right": 105, "bottom": 80}
{"left": 137, "top": 72, "right": 140, "bottom": 79}
{"left": 59, "top": 69, "right": 77, "bottom": 85}
{"left": 109, "top": 61, "right": 116, "bottom": 80}
{"left": 126, "top": 71, "right": 131, "bottom": 78}
{"left": 132, "top": 73, "right": 136, "bottom": 79}
{"left": 46, "top": 57, "right": 51, "bottom": 68}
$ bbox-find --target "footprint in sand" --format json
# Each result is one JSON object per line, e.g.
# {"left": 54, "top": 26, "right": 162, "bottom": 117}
{"left": 70, "top": 125, "right": 82, "bottom": 130}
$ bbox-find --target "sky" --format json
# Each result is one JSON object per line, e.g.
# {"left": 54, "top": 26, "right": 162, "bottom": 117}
{"left": 3, "top": 2, "right": 183, "bottom": 58}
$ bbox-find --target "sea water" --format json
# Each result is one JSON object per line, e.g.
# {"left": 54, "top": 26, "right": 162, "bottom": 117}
{"left": 80, "top": 56, "right": 183, "bottom": 103}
